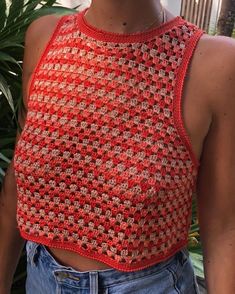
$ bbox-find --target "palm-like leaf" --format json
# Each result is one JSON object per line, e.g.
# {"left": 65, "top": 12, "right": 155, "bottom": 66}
{"left": 6, "top": 0, "right": 24, "bottom": 26}
{"left": 0, "top": 1, "right": 75, "bottom": 292}
{"left": 0, "top": 0, "right": 75, "bottom": 171}
{"left": 0, "top": 72, "right": 14, "bottom": 111}
{"left": 190, "top": 252, "right": 204, "bottom": 278}
{"left": 0, "top": 0, "right": 7, "bottom": 30}
{"left": 0, "top": 0, "right": 74, "bottom": 112}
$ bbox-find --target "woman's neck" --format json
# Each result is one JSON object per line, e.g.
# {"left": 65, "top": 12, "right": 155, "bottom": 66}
{"left": 86, "top": 0, "right": 166, "bottom": 34}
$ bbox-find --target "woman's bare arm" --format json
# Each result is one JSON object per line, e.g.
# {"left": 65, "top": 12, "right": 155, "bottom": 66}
{"left": 196, "top": 36, "right": 235, "bottom": 294}
{"left": 0, "top": 160, "right": 25, "bottom": 292}
{"left": 0, "top": 14, "right": 60, "bottom": 293}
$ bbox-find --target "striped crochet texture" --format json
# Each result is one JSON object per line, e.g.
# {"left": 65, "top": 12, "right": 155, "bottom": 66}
{"left": 14, "top": 10, "right": 203, "bottom": 271}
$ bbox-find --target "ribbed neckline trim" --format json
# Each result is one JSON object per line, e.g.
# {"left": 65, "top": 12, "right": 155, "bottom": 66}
{"left": 76, "top": 8, "right": 183, "bottom": 43}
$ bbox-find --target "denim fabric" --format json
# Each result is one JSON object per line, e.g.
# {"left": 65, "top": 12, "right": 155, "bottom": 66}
{"left": 25, "top": 241, "right": 200, "bottom": 294}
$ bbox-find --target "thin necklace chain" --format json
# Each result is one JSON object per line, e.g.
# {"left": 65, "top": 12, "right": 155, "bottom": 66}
{"left": 138, "top": 4, "right": 167, "bottom": 33}
{"left": 85, "top": 5, "right": 167, "bottom": 34}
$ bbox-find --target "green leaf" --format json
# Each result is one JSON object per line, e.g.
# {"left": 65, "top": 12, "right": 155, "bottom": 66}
{"left": 0, "top": 149, "right": 14, "bottom": 158}
{"left": 0, "top": 0, "right": 7, "bottom": 31}
{"left": 38, "top": 6, "right": 76, "bottom": 15}
{"left": 191, "top": 223, "right": 199, "bottom": 230}
{"left": 0, "top": 73, "right": 14, "bottom": 112}
{"left": 43, "top": 0, "right": 58, "bottom": 7}
{"left": 190, "top": 223, "right": 200, "bottom": 233}
{"left": 0, "top": 167, "right": 6, "bottom": 177}
{"left": 24, "top": 0, "right": 56, "bottom": 13}
{"left": 0, "top": 60, "right": 12, "bottom": 72}
{"left": 0, "top": 7, "right": 72, "bottom": 41}
{"left": 189, "top": 252, "right": 204, "bottom": 278}
{"left": 0, "top": 136, "right": 16, "bottom": 147}
{"left": 0, "top": 152, "right": 11, "bottom": 163}
{"left": 0, "top": 41, "right": 24, "bottom": 50}
{"left": 0, "top": 51, "right": 21, "bottom": 67}
{"left": 6, "top": 0, "right": 25, "bottom": 26}
{"left": 0, "top": 161, "right": 10, "bottom": 169}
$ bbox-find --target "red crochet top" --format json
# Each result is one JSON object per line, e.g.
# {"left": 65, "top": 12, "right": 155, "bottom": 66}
{"left": 14, "top": 10, "right": 203, "bottom": 271}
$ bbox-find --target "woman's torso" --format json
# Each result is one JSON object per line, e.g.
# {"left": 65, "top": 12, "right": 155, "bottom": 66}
{"left": 21, "top": 12, "right": 213, "bottom": 271}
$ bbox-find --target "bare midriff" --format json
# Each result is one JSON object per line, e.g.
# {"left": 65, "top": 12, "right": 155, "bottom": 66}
{"left": 47, "top": 247, "right": 113, "bottom": 271}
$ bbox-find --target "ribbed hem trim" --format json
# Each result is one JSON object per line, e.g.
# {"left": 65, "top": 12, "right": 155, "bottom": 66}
{"left": 20, "top": 230, "right": 188, "bottom": 272}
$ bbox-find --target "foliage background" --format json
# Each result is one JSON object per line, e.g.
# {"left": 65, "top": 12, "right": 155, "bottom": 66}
{"left": 0, "top": 1, "right": 74, "bottom": 292}
{"left": 0, "top": 0, "right": 203, "bottom": 292}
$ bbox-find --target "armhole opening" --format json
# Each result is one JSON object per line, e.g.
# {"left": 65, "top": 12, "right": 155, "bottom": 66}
{"left": 173, "top": 29, "right": 204, "bottom": 169}
{"left": 27, "top": 15, "right": 67, "bottom": 102}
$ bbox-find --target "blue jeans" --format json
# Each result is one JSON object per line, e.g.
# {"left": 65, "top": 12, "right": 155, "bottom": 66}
{"left": 25, "top": 241, "right": 200, "bottom": 293}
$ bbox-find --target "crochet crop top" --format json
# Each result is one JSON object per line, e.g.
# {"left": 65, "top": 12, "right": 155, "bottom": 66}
{"left": 14, "top": 9, "right": 203, "bottom": 271}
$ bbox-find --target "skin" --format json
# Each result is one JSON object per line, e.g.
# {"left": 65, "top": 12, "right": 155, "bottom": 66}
{"left": 0, "top": 0, "right": 235, "bottom": 293}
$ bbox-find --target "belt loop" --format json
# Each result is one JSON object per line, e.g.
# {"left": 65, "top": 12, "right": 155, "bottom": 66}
{"left": 179, "top": 247, "right": 189, "bottom": 266}
{"left": 89, "top": 271, "right": 99, "bottom": 294}
{"left": 182, "top": 247, "right": 189, "bottom": 258}
{"left": 26, "top": 241, "right": 40, "bottom": 266}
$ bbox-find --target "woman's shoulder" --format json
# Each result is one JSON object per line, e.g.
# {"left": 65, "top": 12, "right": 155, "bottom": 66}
{"left": 25, "top": 14, "right": 62, "bottom": 48}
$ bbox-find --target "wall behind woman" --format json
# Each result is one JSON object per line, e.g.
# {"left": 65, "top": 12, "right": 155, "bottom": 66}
{"left": 161, "top": 0, "right": 181, "bottom": 15}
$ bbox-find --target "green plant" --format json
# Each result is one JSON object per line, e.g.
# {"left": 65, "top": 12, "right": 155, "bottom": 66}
{"left": 0, "top": 0, "right": 74, "bottom": 181}
{"left": 0, "top": 1, "right": 74, "bottom": 292}
{"left": 188, "top": 196, "right": 204, "bottom": 278}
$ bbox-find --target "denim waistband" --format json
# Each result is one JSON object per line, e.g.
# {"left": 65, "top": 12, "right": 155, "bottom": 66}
{"left": 26, "top": 241, "right": 188, "bottom": 288}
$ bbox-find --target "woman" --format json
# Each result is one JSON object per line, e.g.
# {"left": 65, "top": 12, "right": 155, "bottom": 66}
{"left": 1, "top": 0, "right": 235, "bottom": 293}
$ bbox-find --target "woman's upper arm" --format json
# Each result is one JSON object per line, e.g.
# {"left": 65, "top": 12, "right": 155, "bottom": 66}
{"left": 196, "top": 36, "right": 235, "bottom": 233}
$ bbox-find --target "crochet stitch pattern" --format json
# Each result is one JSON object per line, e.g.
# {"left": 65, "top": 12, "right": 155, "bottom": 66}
{"left": 14, "top": 10, "right": 204, "bottom": 271}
